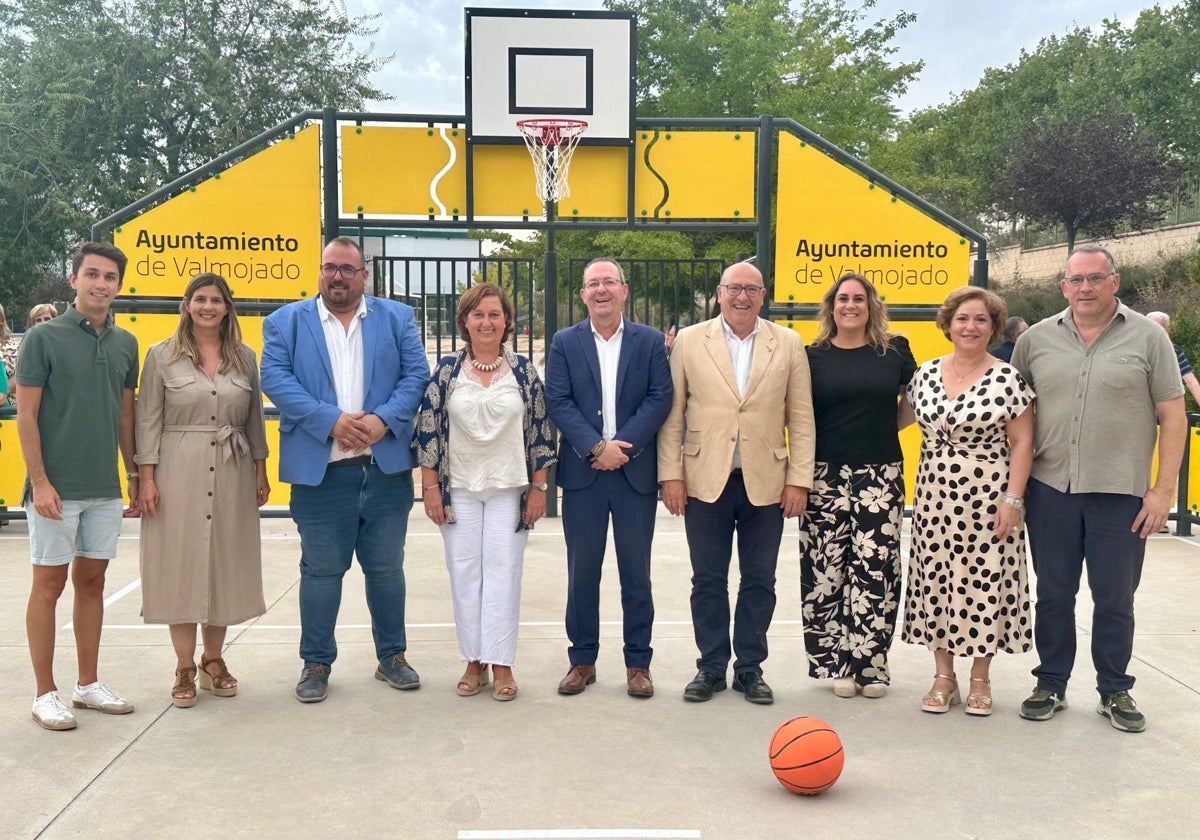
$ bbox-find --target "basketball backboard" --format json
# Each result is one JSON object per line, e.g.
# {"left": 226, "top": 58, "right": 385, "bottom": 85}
{"left": 465, "top": 7, "right": 635, "bottom": 146}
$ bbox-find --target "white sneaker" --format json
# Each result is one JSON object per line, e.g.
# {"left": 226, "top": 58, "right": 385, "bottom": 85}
{"left": 71, "top": 681, "right": 134, "bottom": 715}
{"left": 32, "top": 691, "right": 77, "bottom": 731}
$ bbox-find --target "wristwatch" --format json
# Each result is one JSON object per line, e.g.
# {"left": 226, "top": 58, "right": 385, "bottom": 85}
{"left": 531, "top": 481, "right": 549, "bottom": 492}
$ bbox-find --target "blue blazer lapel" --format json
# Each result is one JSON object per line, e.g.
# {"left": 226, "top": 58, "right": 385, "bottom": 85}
{"left": 616, "top": 323, "right": 636, "bottom": 391}
{"left": 574, "top": 320, "right": 603, "bottom": 394}
{"left": 361, "top": 297, "right": 377, "bottom": 392}
{"left": 301, "top": 302, "right": 335, "bottom": 390}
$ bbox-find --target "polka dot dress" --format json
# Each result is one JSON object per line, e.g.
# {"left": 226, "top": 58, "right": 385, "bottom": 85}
{"left": 902, "top": 359, "right": 1035, "bottom": 656}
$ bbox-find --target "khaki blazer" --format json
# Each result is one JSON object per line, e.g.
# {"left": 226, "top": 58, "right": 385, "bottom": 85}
{"left": 658, "top": 316, "right": 815, "bottom": 506}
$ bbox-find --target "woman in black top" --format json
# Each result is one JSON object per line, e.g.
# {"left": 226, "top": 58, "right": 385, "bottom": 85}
{"left": 800, "top": 272, "right": 917, "bottom": 699}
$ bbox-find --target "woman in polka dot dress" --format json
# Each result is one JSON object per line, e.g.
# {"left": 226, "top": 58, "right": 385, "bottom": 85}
{"left": 900, "top": 287, "right": 1035, "bottom": 716}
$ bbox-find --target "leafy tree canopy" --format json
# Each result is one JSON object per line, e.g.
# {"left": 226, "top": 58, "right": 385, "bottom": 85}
{"left": 0, "top": 0, "right": 389, "bottom": 320}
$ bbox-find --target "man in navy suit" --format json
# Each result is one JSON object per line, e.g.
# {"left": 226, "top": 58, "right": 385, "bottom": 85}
{"left": 545, "top": 258, "right": 673, "bottom": 698}
{"left": 261, "top": 236, "right": 429, "bottom": 703}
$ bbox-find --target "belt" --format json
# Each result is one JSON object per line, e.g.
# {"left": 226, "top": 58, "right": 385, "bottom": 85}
{"left": 329, "top": 454, "right": 376, "bottom": 467}
{"left": 162, "top": 424, "right": 249, "bottom": 464}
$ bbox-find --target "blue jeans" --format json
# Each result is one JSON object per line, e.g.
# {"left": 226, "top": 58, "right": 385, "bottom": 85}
{"left": 1025, "top": 479, "right": 1146, "bottom": 695}
{"left": 290, "top": 463, "right": 414, "bottom": 668}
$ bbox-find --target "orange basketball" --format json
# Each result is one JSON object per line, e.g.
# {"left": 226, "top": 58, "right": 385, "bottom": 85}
{"left": 768, "top": 716, "right": 844, "bottom": 795}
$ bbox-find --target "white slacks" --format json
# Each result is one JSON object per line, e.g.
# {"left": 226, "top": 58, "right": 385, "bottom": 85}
{"left": 440, "top": 487, "right": 529, "bottom": 666}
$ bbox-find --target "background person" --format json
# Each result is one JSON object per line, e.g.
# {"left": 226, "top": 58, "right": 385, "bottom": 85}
{"left": 136, "top": 273, "right": 269, "bottom": 708}
{"left": 1145, "top": 311, "right": 1200, "bottom": 406}
{"left": 991, "top": 315, "right": 1027, "bottom": 362}
{"left": 261, "top": 236, "right": 429, "bottom": 704}
{"left": 1012, "top": 246, "right": 1186, "bottom": 733}
{"left": 1, "top": 302, "right": 18, "bottom": 405}
{"left": 415, "top": 283, "right": 554, "bottom": 702}
{"left": 659, "top": 261, "right": 815, "bottom": 706}
{"left": 28, "top": 303, "right": 59, "bottom": 326}
{"left": 901, "top": 287, "right": 1034, "bottom": 716}
{"left": 545, "top": 258, "right": 672, "bottom": 699}
{"left": 800, "top": 273, "right": 916, "bottom": 700}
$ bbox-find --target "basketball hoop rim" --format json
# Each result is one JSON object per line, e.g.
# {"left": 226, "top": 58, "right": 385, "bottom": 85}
{"left": 516, "top": 118, "right": 589, "bottom": 145}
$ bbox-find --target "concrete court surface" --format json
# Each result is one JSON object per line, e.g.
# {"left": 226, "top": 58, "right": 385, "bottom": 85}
{"left": 1, "top": 504, "right": 1198, "bottom": 840}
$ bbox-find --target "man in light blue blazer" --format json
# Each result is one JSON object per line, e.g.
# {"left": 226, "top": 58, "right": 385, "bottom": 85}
{"left": 546, "top": 258, "right": 673, "bottom": 698}
{"left": 261, "top": 236, "right": 429, "bottom": 703}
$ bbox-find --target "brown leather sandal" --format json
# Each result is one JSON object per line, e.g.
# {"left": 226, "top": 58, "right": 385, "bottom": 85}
{"left": 198, "top": 654, "right": 238, "bottom": 697}
{"left": 172, "top": 665, "right": 198, "bottom": 708}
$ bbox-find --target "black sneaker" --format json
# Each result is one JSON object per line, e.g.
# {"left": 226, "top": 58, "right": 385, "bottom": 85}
{"left": 1097, "top": 691, "right": 1145, "bottom": 732}
{"left": 296, "top": 664, "right": 330, "bottom": 703}
{"left": 1019, "top": 687, "right": 1067, "bottom": 720}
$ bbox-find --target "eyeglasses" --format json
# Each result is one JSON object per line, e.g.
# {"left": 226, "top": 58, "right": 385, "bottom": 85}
{"left": 320, "top": 263, "right": 364, "bottom": 279}
{"left": 583, "top": 278, "right": 623, "bottom": 290}
{"left": 1064, "top": 272, "right": 1114, "bottom": 286}
{"left": 720, "top": 284, "right": 765, "bottom": 298}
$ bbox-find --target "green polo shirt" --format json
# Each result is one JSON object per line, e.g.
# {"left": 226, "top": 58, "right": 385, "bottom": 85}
{"left": 16, "top": 306, "right": 139, "bottom": 502}
{"left": 1011, "top": 301, "right": 1182, "bottom": 497}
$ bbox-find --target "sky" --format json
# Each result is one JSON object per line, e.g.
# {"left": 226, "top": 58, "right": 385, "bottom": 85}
{"left": 342, "top": 0, "right": 1154, "bottom": 117}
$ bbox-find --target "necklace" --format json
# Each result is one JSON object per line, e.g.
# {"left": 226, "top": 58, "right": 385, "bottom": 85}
{"left": 950, "top": 354, "right": 988, "bottom": 383}
{"left": 470, "top": 354, "right": 502, "bottom": 372}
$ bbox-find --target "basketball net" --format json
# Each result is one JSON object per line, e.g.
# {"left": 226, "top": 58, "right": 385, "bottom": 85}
{"left": 516, "top": 118, "right": 588, "bottom": 204}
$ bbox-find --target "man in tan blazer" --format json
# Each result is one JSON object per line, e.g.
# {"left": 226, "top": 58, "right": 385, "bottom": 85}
{"left": 659, "top": 261, "right": 815, "bottom": 705}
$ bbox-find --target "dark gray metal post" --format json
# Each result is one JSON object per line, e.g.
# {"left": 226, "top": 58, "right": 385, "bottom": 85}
{"left": 756, "top": 115, "right": 773, "bottom": 273}
{"left": 321, "top": 107, "right": 339, "bottom": 242}
{"left": 972, "top": 241, "right": 989, "bottom": 288}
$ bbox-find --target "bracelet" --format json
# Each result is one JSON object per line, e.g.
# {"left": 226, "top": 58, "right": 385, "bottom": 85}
{"left": 422, "top": 484, "right": 439, "bottom": 492}
{"left": 126, "top": 472, "right": 139, "bottom": 480}
{"left": 1001, "top": 492, "right": 1025, "bottom": 511}
{"left": 590, "top": 440, "right": 607, "bottom": 459}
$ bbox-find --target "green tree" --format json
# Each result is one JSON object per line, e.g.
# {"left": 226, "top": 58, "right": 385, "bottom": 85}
{"left": 992, "top": 110, "right": 1183, "bottom": 252}
{"left": 0, "top": 0, "right": 388, "bottom": 316}
{"left": 605, "top": 0, "right": 922, "bottom": 157}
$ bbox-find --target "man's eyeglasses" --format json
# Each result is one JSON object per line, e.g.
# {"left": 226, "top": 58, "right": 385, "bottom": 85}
{"left": 1064, "top": 272, "right": 1114, "bottom": 286}
{"left": 720, "top": 283, "right": 765, "bottom": 298}
{"left": 583, "top": 278, "right": 623, "bottom": 290}
{"left": 320, "top": 263, "right": 364, "bottom": 279}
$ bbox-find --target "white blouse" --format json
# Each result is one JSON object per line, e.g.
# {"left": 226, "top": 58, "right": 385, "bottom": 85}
{"left": 446, "top": 364, "right": 528, "bottom": 492}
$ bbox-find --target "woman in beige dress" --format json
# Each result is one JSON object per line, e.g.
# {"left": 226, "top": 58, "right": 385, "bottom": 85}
{"left": 136, "top": 273, "right": 270, "bottom": 708}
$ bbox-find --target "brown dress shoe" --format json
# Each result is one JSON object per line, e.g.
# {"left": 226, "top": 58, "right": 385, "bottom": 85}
{"left": 557, "top": 665, "right": 596, "bottom": 695}
{"left": 626, "top": 667, "right": 654, "bottom": 698}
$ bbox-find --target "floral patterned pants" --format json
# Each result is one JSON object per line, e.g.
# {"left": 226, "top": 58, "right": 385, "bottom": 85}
{"left": 799, "top": 461, "right": 904, "bottom": 684}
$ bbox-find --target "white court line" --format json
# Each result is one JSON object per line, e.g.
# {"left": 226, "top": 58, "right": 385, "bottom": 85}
{"left": 96, "top": 619, "right": 805, "bottom": 631}
{"left": 458, "top": 831, "right": 700, "bottom": 839}
{"left": 63, "top": 578, "right": 142, "bottom": 630}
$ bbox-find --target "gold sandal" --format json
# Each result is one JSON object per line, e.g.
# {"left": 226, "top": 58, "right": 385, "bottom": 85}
{"left": 198, "top": 654, "right": 238, "bottom": 697}
{"left": 456, "top": 665, "right": 490, "bottom": 697}
{"left": 921, "top": 673, "right": 960, "bottom": 714}
{"left": 965, "top": 677, "right": 993, "bottom": 716}
{"left": 172, "top": 665, "right": 198, "bottom": 708}
{"left": 492, "top": 675, "right": 518, "bottom": 702}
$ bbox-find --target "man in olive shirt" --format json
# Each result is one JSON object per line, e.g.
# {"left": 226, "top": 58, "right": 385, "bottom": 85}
{"left": 17, "top": 242, "right": 140, "bottom": 731}
{"left": 1011, "top": 244, "right": 1186, "bottom": 733}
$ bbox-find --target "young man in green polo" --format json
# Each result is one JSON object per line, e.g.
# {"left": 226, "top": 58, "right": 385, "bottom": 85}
{"left": 17, "top": 242, "right": 140, "bottom": 731}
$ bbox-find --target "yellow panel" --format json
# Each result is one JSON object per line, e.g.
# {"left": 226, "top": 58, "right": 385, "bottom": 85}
{"left": 558, "top": 146, "right": 629, "bottom": 219}
{"left": 774, "top": 133, "right": 972, "bottom": 306}
{"left": 341, "top": 126, "right": 467, "bottom": 217}
{"left": 0, "top": 417, "right": 23, "bottom": 507}
{"left": 632, "top": 130, "right": 756, "bottom": 220}
{"left": 779, "top": 318, "right": 950, "bottom": 506}
{"left": 473, "top": 145, "right": 544, "bottom": 217}
{"left": 114, "top": 125, "right": 321, "bottom": 300}
{"left": 1188, "top": 427, "right": 1200, "bottom": 516}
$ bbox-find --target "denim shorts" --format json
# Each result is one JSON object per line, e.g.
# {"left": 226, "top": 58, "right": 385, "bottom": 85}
{"left": 26, "top": 498, "right": 125, "bottom": 566}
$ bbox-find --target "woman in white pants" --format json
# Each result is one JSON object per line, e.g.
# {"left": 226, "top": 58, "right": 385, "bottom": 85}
{"left": 415, "top": 283, "right": 555, "bottom": 701}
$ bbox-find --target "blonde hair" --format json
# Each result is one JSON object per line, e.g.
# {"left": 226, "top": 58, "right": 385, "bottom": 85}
{"left": 28, "top": 303, "right": 58, "bottom": 324}
{"left": 165, "top": 273, "right": 252, "bottom": 376}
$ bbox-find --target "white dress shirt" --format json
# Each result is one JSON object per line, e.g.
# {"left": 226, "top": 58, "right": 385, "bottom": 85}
{"left": 317, "top": 295, "right": 371, "bottom": 462}
{"left": 721, "top": 315, "right": 760, "bottom": 469}
{"left": 591, "top": 317, "right": 625, "bottom": 440}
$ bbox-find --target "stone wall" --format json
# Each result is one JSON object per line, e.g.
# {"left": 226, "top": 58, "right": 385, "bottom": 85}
{"left": 987, "top": 222, "right": 1200, "bottom": 287}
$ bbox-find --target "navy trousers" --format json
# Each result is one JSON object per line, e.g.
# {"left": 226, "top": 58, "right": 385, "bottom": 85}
{"left": 1025, "top": 478, "right": 1146, "bottom": 696}
{"left": 684, "top": 471, "right": 784, "bottom": 677}
{"left": 561, "top": 470, "right": 657, "bottom": 668}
